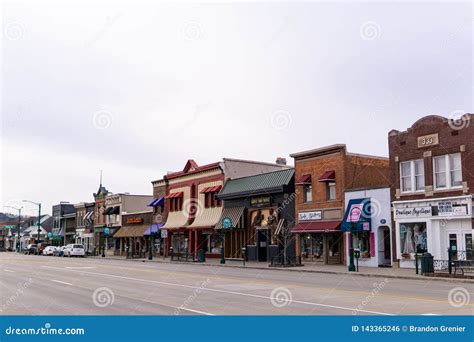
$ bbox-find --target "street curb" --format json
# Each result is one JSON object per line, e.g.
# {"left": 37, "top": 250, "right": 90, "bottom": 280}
{"left": 90, "top": 257, "right": 474, "bottom": 284}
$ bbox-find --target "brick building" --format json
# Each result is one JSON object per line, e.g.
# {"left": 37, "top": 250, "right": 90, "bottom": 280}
{"left": 291, "top": 144, "right": 390, "bottom": 265}
{"left": 160, "top": 158, "right": 290, "bottom": 258}
{"left": 389, "top": 114, "right": 473, "bottom": 268}
{"left": 93, "top": 183, "right": 110, "bottom": 255}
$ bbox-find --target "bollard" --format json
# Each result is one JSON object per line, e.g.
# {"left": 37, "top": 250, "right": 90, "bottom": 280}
{"left": 242, "top": 247, "right": 246, "bottom": 267}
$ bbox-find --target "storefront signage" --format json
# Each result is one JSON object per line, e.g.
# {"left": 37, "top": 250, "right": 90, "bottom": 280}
{"left": 161, "top": 229, "right": 168, "bottom": 238}
{"left": 394, "top": 206, "right": 432, "bottom": 219}
{"left": 437, "top": 201, "right": 468, "bottom": 216}
{"left": 298, "top": 211, "right": 322, "bottom": 221}
{"left": 417, "top": 133, "right": 439, "bottom": 148}
{"left": 347, "top": 204, "right": 363, "bottom": 222}
{"left": 250, "top": 196, "right": 271, "bottom": 207}
{"left": 126, "top": 217, "right": 144, "bottom": 224}
{"left": 222, "top": 217, "right": 233, "bottom": 230}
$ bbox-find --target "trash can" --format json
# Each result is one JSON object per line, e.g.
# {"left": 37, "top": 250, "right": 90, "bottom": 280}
{"left": 198, "top": 249, "right": 205, "bottom": 262}
{"left": 420, "top": 252, "right": 434, "bottom": 274}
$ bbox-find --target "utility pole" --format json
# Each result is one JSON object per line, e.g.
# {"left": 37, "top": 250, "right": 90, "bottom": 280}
{"left": 23, "top": 200, "right": 42, "bottom": 244}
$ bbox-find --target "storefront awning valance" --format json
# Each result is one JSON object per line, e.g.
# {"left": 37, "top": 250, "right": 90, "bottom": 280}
{"left": 144, "top": 224, "right": 163, "bottom": 236}
{"left": 148, "top": 197, "right": 164, "bottom": 207}
{"left": 341, "top": 198, "right": 372, "bottom": 233}
{"left": 292, "top": 221, "right": 341, "bottom": 233}
{"left": 318, "top": 170, "right": 335, "bottom": 182}
{"left": 200, "top": 185, "right": 222, "bottom": 194}
{"left": 114, "top": 226, "right": 149, "bottom": 238}
{"left": 165, "top": 192, "right": 184, "bottom": 199}
{"left": 215, "top": 206, "right": 245, "bottom": 229}
{"left": 296, "top": 174, "right": 312, "bottom": 185}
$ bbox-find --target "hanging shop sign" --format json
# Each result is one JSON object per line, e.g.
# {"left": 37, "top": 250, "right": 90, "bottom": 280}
{"left": 298, "top": 211, "right": 322, "bottom": 221}
{"left": 250, "top": 196, "right": 272, "bottom": 207}
{"left": 161, "top": 229, "right": 168, "bottom": 238}
{"left": 394, "top": 206, "right": 432, "bottom": 219}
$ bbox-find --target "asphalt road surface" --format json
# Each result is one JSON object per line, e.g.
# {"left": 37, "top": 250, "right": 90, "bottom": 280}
{"left": 0, "top": 253, "right": 472, "bottom": 315}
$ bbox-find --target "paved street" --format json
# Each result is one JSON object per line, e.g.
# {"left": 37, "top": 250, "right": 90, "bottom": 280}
{"left": 0, "top": 253, "right": 472, "bottom": 316}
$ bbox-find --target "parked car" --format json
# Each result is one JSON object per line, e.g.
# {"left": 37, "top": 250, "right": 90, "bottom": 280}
{"left": 37, "top": 243, "right": 49, "bottom": 255}
{"left": 53, "top": 246, "right": 63, "bottom": 256}
{"left": 64, "top": 244, "right": 85, "bottom": 257}
{"left": 24, "top": 244, "right": 37, "bottom": 255}
{"left": 42, "top": 246, "right": 56, "bottom": 256}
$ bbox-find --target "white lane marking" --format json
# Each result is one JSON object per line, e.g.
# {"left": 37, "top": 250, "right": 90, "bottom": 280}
{"left": 41, "top": 266, "right": 393, "bottom": 316}
{"left": 65, "top": 267, "right": 96, "bottom": 269}
{"left": 51, "top": 279, "right": 73, "bottom": 286}
{"left": 3, "top": 269, "right": 14, "bottom": 273}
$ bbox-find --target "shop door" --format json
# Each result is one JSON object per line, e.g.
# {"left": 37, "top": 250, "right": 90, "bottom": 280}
{"left": 326, "top": 234, "right": 341, "bottom": 264}
{"left": 462, "top": 233, "right": 472, "bottom": 261}
{"left": 257, "top": 230, "right": 268, "bottom": 262}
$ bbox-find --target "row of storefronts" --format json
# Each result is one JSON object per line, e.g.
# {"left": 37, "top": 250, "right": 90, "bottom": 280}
{"left": 5, "top": 114, "right": 472, "bottom": 270}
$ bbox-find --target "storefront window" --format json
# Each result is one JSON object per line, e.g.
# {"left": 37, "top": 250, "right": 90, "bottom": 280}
{"left": 353, "top": 232, "right": 371, "bottom": 258}
{"left": 208, "top": 234, "right": 221, "bottom": 254}
{"left": 301, "top": 234, "right": 323, "bottom": 258}
{"left": 400, "top": 222, "right": 427, "bottom": 254}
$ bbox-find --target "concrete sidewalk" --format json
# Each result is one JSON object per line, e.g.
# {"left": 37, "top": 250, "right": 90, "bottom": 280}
{"left": 89, "top": 255, "right": 474, "bottom": 283}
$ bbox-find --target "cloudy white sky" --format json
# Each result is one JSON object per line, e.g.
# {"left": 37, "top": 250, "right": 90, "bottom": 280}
{"left": 1, "top": 0, "right": 472, "bottom": 215}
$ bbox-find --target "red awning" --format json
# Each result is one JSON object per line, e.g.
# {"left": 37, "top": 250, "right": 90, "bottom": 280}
{"left": 292, "top": 221, "right": 341, "bottom": 233}
{"left": 165, "top": 192, "right": 184, "bottom": 199}
{"left": 318, "top": 170, "right": 335, "bottom": 182}
{"left": 296, "top": 174, "right": 312, "bottom": 185}
{"left": 200, "top": 185, "right": 222, "bottom": 194}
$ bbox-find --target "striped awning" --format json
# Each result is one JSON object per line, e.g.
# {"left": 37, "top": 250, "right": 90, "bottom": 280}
{"left": 274, "top": 219, "right": 285, "bottom": 235}
{"left": 215, "top": 206, "right": 245, "bottom": 230}
{"left": 200, "top": 185, "right": 222, "bottom": 194}
{"left": 165, "top": 192, "right": 183, "bottom": 199}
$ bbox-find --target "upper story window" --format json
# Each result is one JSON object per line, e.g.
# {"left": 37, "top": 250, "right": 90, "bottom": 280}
{"left": 303, "top": 185, "right": 312, "bottom": 203}
{"left": 433, "top": 153, "right": 462, "bottom": 190}
{"left": 400, "top": 159, "right": 425, "bottom": 193}
{"left": 326, "top": 182, "right": 336, "bottom": 200}
{"left": 205, "top": 191, "right": 222, "bottom": 208}
{"left": 169, "top": 197, "right": 183, "bottom": 212}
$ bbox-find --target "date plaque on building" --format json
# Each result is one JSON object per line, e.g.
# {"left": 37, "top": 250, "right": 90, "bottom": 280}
{"left": 417, "top": 133, "right": 439, "bottom": 148}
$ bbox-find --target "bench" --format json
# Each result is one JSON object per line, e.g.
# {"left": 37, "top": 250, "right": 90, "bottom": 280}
{"left": 454, "top": 260, "right": 474, "bottom": 276}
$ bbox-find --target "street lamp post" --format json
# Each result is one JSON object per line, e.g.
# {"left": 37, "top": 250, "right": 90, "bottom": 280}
{"left": 348, "top": 206, "right": 358, "bottom": 272}
{"left": 23, "top": 200, "right": 42, "bottom": 244}
{"left": 4, "top": 205, "right": 22, "bottom": 252}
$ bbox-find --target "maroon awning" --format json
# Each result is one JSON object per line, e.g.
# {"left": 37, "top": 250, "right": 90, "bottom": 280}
{"left": 165, "top": 192, "right": 183, "bottom": 199}
{"left": 296, "top": 174, "right": 312, "bottom": 185}
{"left": 200, "top": 185, "right": 222, "bottom": 194}
{"left": 292, "top": 221, "right": 341, "bottom": 233}
{"left": 318, "top": 170, "right": 335, "bottom": 182}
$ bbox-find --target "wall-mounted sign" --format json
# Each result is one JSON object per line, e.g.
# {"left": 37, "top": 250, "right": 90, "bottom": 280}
{"left": 394, "top": 206, "right": 432, "bottom": 219}
{"left": 298, "top": 211, "right": 322, "bottom": 221}
{"left": 250, "top": 196, "right": 271, "bottom": 207}
{"left": 154, "top": 214, "right": 163, "bottom": 224}
{"left": 347, "top": 204, "right": 363, "bottom": 222}
{"left": 437, "top": 201, "right": 468, "bottom": 217}
{"left": 380, "top": 219, "right": 387, "bottom": 225}
{"left": 417, "top": 133, "right": 439, "bottom": 148}
{"left": 222, "top": 217, "right": 233, "bottom": 230}
{"left": 161, "top": 229, "right": 168, "bottom": 238}
{"left": 126, "top": 217, "right": 144, "bottom": 224}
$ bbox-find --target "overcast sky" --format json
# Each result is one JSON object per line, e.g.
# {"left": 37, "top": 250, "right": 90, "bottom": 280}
{"left": 1, "top": 0, "right": 472, "bottom": 215}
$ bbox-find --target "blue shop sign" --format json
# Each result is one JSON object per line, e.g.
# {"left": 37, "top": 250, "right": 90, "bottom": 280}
{"left": 341, "top": 198, "right": 372, "bottom": 233}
